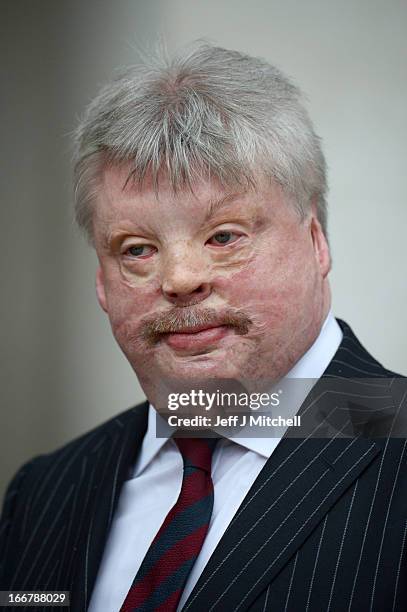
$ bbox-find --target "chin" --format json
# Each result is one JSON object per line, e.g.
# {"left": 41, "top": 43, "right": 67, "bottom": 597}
{"left": 163, "top": 355, "right": 234, "bottom": 379}
{"left": 154, "top": 345, "right": 246, "bottom": 381}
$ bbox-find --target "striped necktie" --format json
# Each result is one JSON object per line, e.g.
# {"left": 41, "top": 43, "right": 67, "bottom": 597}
{"left": 120, "top": 437, "right": 218, "bottom": 612}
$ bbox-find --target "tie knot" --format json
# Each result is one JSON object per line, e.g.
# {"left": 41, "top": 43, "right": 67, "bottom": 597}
{"left": 175, "top": 437, "right": 218, "bottom": 473}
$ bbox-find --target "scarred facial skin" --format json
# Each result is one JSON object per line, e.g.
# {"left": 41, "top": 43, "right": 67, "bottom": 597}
{"left": 93, "top": 163, "right": 331, "bottom": 408}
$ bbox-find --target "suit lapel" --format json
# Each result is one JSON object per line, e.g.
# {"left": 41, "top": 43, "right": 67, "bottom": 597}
{"left": 182, "top": 436, "right": 380, "bottom": 611}
{"left": 182, "top": 319, "right": 391, "bottom": 611}
{"left": 70, "top": 402, "right": 149, "bottom": 611}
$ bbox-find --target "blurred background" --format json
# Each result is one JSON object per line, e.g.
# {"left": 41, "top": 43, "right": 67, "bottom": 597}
{"left": 1, "top": 0, "right": 406, "bottom": 502}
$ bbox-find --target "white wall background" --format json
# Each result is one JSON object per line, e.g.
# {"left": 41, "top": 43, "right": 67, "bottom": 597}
{"left": 1, "top": 0, "right": 406, "bottom": 502}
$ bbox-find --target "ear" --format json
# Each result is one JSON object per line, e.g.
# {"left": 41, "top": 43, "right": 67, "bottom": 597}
{"left": 309, "top": 201, "right": 331, "bottom": 278}
{"left": 96, "top": 266, "right": 108, "bottom": 312}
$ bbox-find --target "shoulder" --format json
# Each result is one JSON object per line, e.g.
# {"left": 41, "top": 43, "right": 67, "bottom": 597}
{"left": 0, "top": 401, "right": 148, "bottom": 529}
{"left": 333, "top": 318, "right": 404, "bottom": 379}
{"left": 327, "top": 319, "right": 407, "bottom": 442}
{"left": 0, "top": 401, "right": 148, "bottom": 586}
{"left": 21, "top": 401, "right": 148, "bottom": 476}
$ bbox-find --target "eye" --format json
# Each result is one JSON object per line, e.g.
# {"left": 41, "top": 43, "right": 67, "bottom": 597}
{"left": 207, "top": 231, "right": 240, "bottom": 246}
{"left": 124, "top": 244, "right": 156, "bottom": 259}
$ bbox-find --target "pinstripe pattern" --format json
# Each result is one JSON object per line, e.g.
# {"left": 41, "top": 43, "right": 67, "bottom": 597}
{"left": 262, "top": 584, "right": 270, "bottom": 611}
{"left": 224, "top": 444, "right": 376, "bottom": 612}
{"left": 327, "top": 481, "right": 358, "bottom": 611}
{"left": 0, "top": 319, "right": 406, "bottom": 612}
{"left": 305, "top": 513, "right": 329, "bottom": 611}
{"left": 55, "top": 455, "right": 88, "bottom": 586}
{"left": 283, "top": 550, "right": 298, "bottom": 612}
{"left": 393, "top": 519, "right": 407, "bottom": 612}
{"left": 370, "top": 439, "right": 407, "bottom": 610}
{"left": 0, "top": 404, "right": 148, "bottom": 611}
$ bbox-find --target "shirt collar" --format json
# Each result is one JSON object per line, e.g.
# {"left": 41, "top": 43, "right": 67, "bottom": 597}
{"left": 134, "top": 311, "right": 342, "bottom": 475}
{"left": 133, "top": 406, "right": 171, "bottom": 477}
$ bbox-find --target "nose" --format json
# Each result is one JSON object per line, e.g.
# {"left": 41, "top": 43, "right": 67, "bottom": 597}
{"left": 161, "top": 246, "right": 212, "bottom": 305}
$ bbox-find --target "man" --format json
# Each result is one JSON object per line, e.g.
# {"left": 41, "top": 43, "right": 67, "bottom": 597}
{"left": 0, "top": 42, "right": 406, "bottom": 612}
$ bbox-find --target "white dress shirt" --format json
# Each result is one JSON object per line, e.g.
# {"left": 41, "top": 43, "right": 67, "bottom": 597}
{"left": 88, "top": 312, "right": 342, "bottom": 612}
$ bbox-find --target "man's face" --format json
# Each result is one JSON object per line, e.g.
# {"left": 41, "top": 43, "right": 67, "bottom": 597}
{"left": 93, "top": 164, "right": 330, "bottom": 397}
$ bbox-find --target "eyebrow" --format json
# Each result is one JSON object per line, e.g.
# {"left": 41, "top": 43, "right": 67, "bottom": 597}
{"left": 205, "top": 191, "right": 247, "bottom": 222}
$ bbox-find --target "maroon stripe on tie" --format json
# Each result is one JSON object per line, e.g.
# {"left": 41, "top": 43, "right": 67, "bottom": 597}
{"left": 176, "top": 438, "right": 215, "bottom": 471}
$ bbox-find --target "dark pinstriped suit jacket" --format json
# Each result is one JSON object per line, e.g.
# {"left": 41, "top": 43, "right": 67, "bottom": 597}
{"left": 1, "top": 319, "right": 406, "bottom": 612}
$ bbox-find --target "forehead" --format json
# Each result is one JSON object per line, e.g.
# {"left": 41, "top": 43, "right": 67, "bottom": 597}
{"left": 99, "top": 163, "right": 242, "bottom": 208}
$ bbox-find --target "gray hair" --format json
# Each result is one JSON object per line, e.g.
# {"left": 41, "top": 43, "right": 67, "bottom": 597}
{"left": 73, "top": 42, "right": 328, "bottom": 243}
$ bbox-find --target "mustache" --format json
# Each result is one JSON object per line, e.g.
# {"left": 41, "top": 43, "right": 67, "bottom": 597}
{"left": 140, "top": 307, "right": 252, "bottom": 346}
